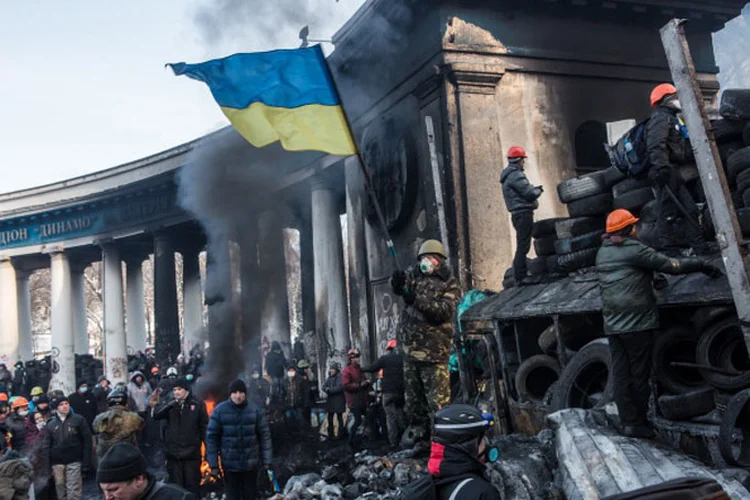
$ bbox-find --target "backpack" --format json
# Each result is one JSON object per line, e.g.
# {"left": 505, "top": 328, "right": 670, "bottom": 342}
{"left": 606, "top": 119, "right": 650, "bottom": 177}
{"left": 397, "top": 473, "right": 481, "bottom": 500}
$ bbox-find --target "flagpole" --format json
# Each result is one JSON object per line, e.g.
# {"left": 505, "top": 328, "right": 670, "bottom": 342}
{"left": 318, "top": 46, "right": 401, "bottom": 272}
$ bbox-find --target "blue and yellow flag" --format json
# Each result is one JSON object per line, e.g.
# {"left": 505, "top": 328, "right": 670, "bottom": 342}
{"left": 168, "top": 46, "right": 357, "bottom": 156}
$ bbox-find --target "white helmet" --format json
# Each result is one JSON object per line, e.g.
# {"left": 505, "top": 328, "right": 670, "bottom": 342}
{"left": 166, "top": 367, "right": 178, "bottom": 377}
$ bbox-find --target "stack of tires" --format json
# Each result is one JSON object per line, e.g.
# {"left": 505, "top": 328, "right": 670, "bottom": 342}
{"left": 532, "top": 218, "right": 566, "bottom": 277}
{"left": 716, "top": 89, "right": 750, "bottom": 237}
{"left": 75, "top": 354, "right": 103, "bottom": 388}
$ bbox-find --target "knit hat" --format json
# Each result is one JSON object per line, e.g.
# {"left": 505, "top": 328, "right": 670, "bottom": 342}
{"left": 97, "top": 443, "right": 147, "bottom": 483}
{"left": 52, "top": 396, "right": 69, "bottom": 409}
{"left": 36, "top": 394, "right": 50, "bottom": 405}
{"left": 228, "top": 379, "right": 247, "bottom": 394}
{"left": 173, "top": 378, "right": 189, "bottom": 390}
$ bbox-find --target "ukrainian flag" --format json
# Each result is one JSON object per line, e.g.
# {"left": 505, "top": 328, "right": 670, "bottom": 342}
{"left": 168, "top": 45, "right": 357, "bottom": 156}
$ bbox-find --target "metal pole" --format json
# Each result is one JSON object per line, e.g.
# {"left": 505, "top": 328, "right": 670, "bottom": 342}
{"left": 660, "top": 19, "right": 750, "bottom": 356}
{"left": 425, "top": 116, "right": 450, "bottom": 256}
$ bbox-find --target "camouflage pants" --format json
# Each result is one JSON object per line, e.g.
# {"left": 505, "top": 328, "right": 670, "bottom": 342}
{"left": 52, "top": 462, "right": 82, "bottom": 500}
{"left": 404, "top": 361, "right": 450, "bottom": 429}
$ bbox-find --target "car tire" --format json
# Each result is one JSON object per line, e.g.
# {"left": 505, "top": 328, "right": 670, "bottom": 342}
{"left": 720, "top": 89, "right": 750, "bottom": 121}
{"left": 718, "top": 389, "right": 750, "bottom": 467}
{"left": 515, "top": 354, "right": 561, "bottom": 404}
{"left": 534, "top": 236, "right": 557, "bottom": 257}
{"left": 567, "top": 193, "right": 613, "bottom": 218}
{"left": 612, "top": 178, "right": 651, "bottom": 197}
{"left": 546, "top": 255, "right": 560, "bottom": 275}
{"left": 711, "top": 118, "right": 745, "bottom": 143}
{"left": 532, "top": 218, "right": 567, "bottom": 238}
{"left": 696, "top": 317, "right": 750, "bottom": 392}
{"left": 528, "top": 257, "right": 547, "bottom": 277}
{"left": 727, "top": 146, "right": 750, "bottom": 183}
{"left": 557, "top": 172, "right": 609, "bottom": 204}
{"left": 744, "top": 122, "right": 750, "bottom": 147}
{"left": 601, "top": 166, "right": 627, "bottom": 187}
{"left": 555, "top": 217, "right": 606, "bottom": 240}
{"left": 736, "top": 208, "right": 750, "bottom": 236}
{"left": 552, "top": 339, "right": 613, "bottom": 411}
{"left": 691, "top": 306, "right": 735, "bottom": 334}
{"left": 554, "top": 230, "right": 604, "bottom": 255}
{"left": 538, "top": 325, "right": 558, "bottom": 355}
{"left": 735, "top": 168, "right": 750, "bottom": 193}
{"left": 612, "top": 187, "right": 655, "bottom": 212}
{"left": 557, "top": 247, "right": 599, "bottom": 272}
{"left": 657, "top": 388, "right": 715, "bottom": 421}
{"left": 652, "top": 327, "right": 707, "bottom": 395}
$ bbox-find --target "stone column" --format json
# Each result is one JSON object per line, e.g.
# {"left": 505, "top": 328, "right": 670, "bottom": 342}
{"left": 299, "top": 214, "right": 316, "bottom": 337}
{"left": 125, "top": 258, "right": 148, "bottom": 355}
{"left": 71, "top": 264, "right": 89, "bottom": 355}
{"left": 239, "top": 227, "right": 262, "bottom": 369}
{"left": 16, "top": 269, "right": 33, "bottom": 361}
{"left": 442, "top": 63, "right": 507, "bottom": 290}
{"left": 102, "top": 245, "right": 128, "bottom": 386}
{"left": 311, "top": 177, "right": 349, "bottom": 367}
{"left": 0, "top": 257, "right": 19, "bottom": 365}
{"left": 49, "top": 249, "right": 76, "bottom": 395}
{"left": 182, "top": 247, "right": 204, "bottom": 354}
{"left": 258, "top": 211, "right": 291, "bottom": 358}
{"left": 154, "top": 233, "right": 180, "bottom": 366}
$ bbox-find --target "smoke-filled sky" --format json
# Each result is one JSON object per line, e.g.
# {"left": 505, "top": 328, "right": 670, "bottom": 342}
{"left": 0, "top": 1, "right": 747, "bottom": 194}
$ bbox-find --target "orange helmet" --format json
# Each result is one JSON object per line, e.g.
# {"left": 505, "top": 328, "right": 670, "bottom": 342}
{"left": 650, "top": 83, "right": 677, "bottom": 107}
{"left": 606, "top": 209, "right": 639, "bottom": 233}
{"left": 347, "top": 348, "right": 361, "bottom": 359}
{"left": 507, "top": 146, "right": 527, "bottom": 159}
{"left": 11, "top": 397, "right": 28, "bottom": 410}
{"left": 151, "top": 366, "right": 160, "bottom": 374}
{"left": 0, "top": 394, "right": 7, "bottom": 402}
{"left": 386, "top": 339, "right": 397, "bottom": 350}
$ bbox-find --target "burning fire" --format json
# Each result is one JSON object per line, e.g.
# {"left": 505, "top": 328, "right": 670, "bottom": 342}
{"left": 201, "top": 399, "right": 219, "bottom": 485}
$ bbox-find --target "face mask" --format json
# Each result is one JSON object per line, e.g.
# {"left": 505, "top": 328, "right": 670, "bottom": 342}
{"left": 18, "top": 410, "right": 28, "bottom": 417}
{"left": 32, "top": 396, "right": 40, "bottom": 403}
{"left": 252, "top": 374, "right": 260, "bottom": 380}
{"left": 36, "top": 422, "right": 45, "bottom": 430}
{"left": 288, "top": 371, "right": 296, "bottom": 378}
{"left": 419, "top": 257, "right": 435, "bottom": 275}
{"left": 79, "top": 387, "right": 88, "bottom": 394}
{"left": 478, "top": 437, "right": 499, "bottom": 464}
{"left": 669, "top": 98, "right": 681, "bottom": 110}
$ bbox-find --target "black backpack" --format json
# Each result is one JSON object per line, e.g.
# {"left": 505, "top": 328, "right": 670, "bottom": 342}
{"left": 606, "top": 119, "right": 651, "bottom": 177}
{"left": 397, "top": 473, "right": 481, "bottom": 500}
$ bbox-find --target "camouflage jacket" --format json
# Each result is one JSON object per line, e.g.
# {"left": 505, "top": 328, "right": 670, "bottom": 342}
{"left": 395, "top": 265, "right": 461, "bottom": 364}
{"left": 92, "top": 407, "right": 144, "bottom": 448}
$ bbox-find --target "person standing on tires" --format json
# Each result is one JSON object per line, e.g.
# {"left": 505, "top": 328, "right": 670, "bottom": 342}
{"left": 646, "top": 83, "right": 704, "bottom": 252}
{"left": 500, "top": 146, "right": 543, "bottom": 284}
{"left": 391, "top": 239, "right": 461, "bottom": 436}
{"left": 596, "top": 209, "right": 722, "bottom": 438}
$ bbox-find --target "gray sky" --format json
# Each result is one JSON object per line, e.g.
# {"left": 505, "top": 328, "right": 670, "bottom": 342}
{"left": 0, "top": 0, "right": 364, "bottom": 194}
{"left": 0, "top": 2, "right": 747, "bottom": 195}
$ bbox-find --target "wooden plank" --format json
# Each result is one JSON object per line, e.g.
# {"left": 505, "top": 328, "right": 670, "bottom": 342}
{"left": 660, "top": 19, "right": 750, "bottom": 357}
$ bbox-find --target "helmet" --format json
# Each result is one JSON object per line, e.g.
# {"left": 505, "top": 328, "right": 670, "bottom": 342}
{"left": 433, "top": 404, "right": 489, "bottom": 445}
{"left": 418, "top": 239, "right": 447, "bottom": 259}
{"left": 507, "top": 146, "right": 527, "bottom": 159}
{"left": 11, "top": 397, "right": 29, "bottom": 410}
{"left": 386, "top": 339, "right": 397, "bottom": 350}
{"left": 347, "top": 348, "right": 361, "bottom": 359}
{"left": 606, "top": 209, "right": 639, "bottom": 234}
{"left": 107, "top": 389, "right": 128, "bottom": 407}
{"left": 329, "top": 362, "right": 341, "bottom": 371}
{"left": 14, "top": 361, "right": 23, "bottom": 368}
{"left": 297, "top": 359, "right": 310, "bottom": 369}
{"left": 650, "top": 83, "right": 677, "bottom": 107}
{"left": 166, "top": 367, "right": 178, "bottom": 377}
{"left": 30, "top": 386, "right": 43, "bottom": 397}
{"left": 151, "top": 367, "right": 159, "bottom": 374}
{"left": 0, "top": 394, "right": 7, "bottom": 402}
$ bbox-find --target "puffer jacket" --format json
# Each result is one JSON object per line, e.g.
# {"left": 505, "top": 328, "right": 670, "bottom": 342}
{"left": 395, "top": 265, "right": 461, "bottom": 364}
{"left": 127, "top": 371, "right": 151, "bottom": 412}
{"left": 500, "top": 163, "right": 542, "bottom": 213}
{"left": 363, "top": 350, "right": 404, "bottom": 396}
{"left": 152, "top": 395, "right": 207, "bottom": 460}
{"left": 206, "top": 398, "right": 272, "bottom": 472}
{"left": 5, "top": 414, "right": 26, "bottom": 453}
{"left": 0, "top": 453, "right": 34, "bottom": 500}
{"left": 322, "top": 372, "right": 346, "bottom": 414}
{"left": 43, "top": 413, "right": 91, "bottom": 466}
{"left": 646, "top": 105, "right": 692, "bottom": 176}
{"left": 596, "top": 236, "right": 704, "bottom": 334}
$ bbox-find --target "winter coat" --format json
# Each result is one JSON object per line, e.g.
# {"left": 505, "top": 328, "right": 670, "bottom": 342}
{"left": 92, "top": 384, "right": 110, "bottom": 413}
{"left": 265, "top": 347, "right": 287, "bottom": 379}
{"left": 0, "top": 370, "right": 11, "bottom": 392}
{"left": 646, "top": 106, "right": 692, "bottom": 176}
{"left": 342, "top": 364, "right": 369, "bottom": 410}
{"left": 23, "top": 416, "right": 45, "bottom": 472}
{"left": 68, "top": 390, "right": 98, "bottom": 429}
{"left": 0, "top": 453, "right": 34, "bottom": 500}
{"left": 138, "top": 473, "right": 197, "bottom": 500}
{"left": 322, "top": 373, "right": 346, "bottom": 413}
{"left": 127, "top": 371, "right": 151, "bottom": 413}
{"left": 428, "top": 434, "right": 501, "bottom": 500}
{"left": 596, "top": 236, "right": 704, "bottom": 335}
{"left": 394, "top": 265, "right": 461, "bottom": 364}
{"left": 248, "top": 378, "right": 270, "bottom": 408}
{"left": 284, "top": 377, "right": 309, "bottom": 409}
{"left": 364, "top": 350, "right": 404, "bottom": 396}
{"left": 92, "top": 407, "right": 143, "bottom": 460}
{"left": 43, "top": 413, "right": 91, "bottom": 466}
{"left": 11, "top": 369, "right": 27, "bottom": 399}
{"left": 500, "top": 163, "right": 542, "bottom": 213}
{"left": 206, "top": 398, "right": 272, "bottom": 472}
{"left": 5, "top": 415, "right": 26, "bottom": 453}
{"left": 152, "top": 394, "right": 207, "bottom": 460}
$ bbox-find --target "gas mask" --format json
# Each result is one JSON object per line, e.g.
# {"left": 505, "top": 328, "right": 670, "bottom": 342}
{"left": 478, "top": 436, "right": 499, "bottom": 464}
{"left": 419, "top": 256, "right": 439, "bottom": 275}
{"left": 252, "top": 373, "right": 260, "bottom": 380}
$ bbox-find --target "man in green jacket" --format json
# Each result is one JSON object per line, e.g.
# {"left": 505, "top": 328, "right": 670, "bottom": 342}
{"left": 595, "top": 209, "right": 722, "bottom": 438}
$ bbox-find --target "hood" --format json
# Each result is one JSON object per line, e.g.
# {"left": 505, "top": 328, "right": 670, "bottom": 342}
{"left": 428, "top": 440, "right": 485, "bottom": 478}
{"left": 500, "top": 164, "right": 518, "bottom": 184}
{"left": 271, "top": 341, "right": 281, "bottom": 351}
{"left": 130, "top": 371, "right": 144, "bottom": 382}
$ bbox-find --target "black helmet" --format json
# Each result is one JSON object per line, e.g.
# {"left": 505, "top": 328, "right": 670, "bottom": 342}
{"left": 433, "top": 404, "right": 488, "bottom": 446}
{"left": 107, "top": 388, "right": 128, "bottom": 407}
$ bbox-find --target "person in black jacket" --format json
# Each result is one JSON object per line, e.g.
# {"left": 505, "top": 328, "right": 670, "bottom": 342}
{"left": 363, "top": 339, "right": 406, "bottom": 447}
{"left": 92, "top": 376, "right": 111, "bottom": 414}
{"left": 428, "top": 404, "right": 501, "bottom": 500}
{"left": 283, "top": 366, "right": 309, "bottom": 434}
{"left": 12, "top": 362, "right": 28, "bottom": 398}
{"left": 265, "top": 342, "right": 287, "bottom": 403}
{"left": 150, "top": 378, "right": 207, "bottom": 496}
{"left": 68, "top": 382, "right": 99, "bottom": 430}
{"left": 500, "top": 146, "right": 544, "bottom": 284}
{"left": 646, "top": 83, "right": 703, "bottom": 251}
{"left": 98, "top": 443, "right": 196, "bottom": 500}
{"left": 206, "top": 379, "right": 272, "bottom": 500}
{"left": 247, "top": 366, "right": 270, "bottom": 410}
{"left": 43, "top": 397, "right": 92, "bottom": 500}
{"left": 322, "top": 363, "right": 346, "bottom": 440}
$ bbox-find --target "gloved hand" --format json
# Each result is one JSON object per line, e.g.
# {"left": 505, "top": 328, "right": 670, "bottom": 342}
{"left": 403, "top": 290, "right": 416, "bottom": 304}
{"left": 210, "top": 468, "right": 221, "bottom": 479}
{"left": 654, "top": 168, "right": 671, "bottom": 187}
{"left": 391, "top": 270, "right": 407, "bottom": 294}
{"left": 702, "top": 262, "right": 723, "bottom": 279}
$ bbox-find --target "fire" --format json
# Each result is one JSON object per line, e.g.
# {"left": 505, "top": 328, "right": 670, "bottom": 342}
{"left": 200, "top": 399, "right": 219, "bottom": 485}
